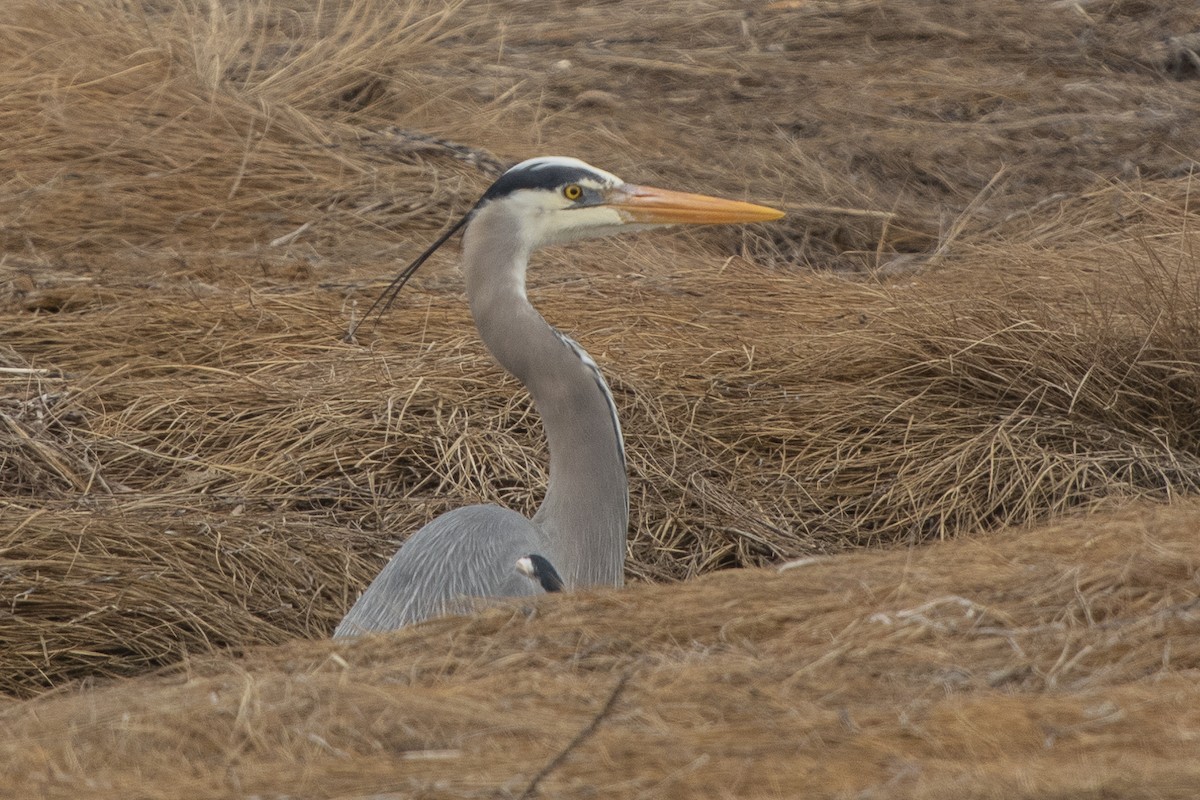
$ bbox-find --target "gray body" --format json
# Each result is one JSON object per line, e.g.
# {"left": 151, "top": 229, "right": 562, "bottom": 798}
{"left": 335, "top": 505, "right": 554, "bottom": 631}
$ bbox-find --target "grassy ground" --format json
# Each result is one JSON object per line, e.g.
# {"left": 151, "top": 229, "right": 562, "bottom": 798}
{"left": 2, "top": 0, "right": 1200, "bottom": 796}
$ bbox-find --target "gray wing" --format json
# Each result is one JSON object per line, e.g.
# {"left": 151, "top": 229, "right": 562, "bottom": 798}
{"left": 334, "top": 504, "right": 550, "bottom": 637}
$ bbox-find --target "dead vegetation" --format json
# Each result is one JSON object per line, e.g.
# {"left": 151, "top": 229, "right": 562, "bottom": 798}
{"left": 2, "top": 0, "right": 1200, "bottom": 794}
{"left": 3, "top": 502, "right": 1200, "bottom": 798}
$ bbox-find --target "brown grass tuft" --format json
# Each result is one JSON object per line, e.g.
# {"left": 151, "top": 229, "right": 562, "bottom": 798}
{"left": 0, "top": 0, "right": 483, "bottom": 261}
{"left": 2, "top": 502, "right": 1200, "bottom": 797}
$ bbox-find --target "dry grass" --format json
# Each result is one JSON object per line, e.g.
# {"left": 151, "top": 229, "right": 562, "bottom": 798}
{"left": 0, "top": 0, "right": 481, "bottom": 260}
{"left": 2, "top": 0, "right": 1200, "bottom": 794}
{"left": 4, "top": 243, "right": 1199, "bottom": 695}
{"left": 2, "top": 501, "right": 1199, "bottom": 798}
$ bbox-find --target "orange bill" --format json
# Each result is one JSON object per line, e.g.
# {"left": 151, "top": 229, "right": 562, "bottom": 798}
{"left": 606, "top": 185, "right": 785, "bottom": 224}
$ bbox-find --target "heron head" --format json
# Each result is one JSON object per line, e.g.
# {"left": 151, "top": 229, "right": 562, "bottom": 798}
{"left": 475, "top": 156, "right": 785, "bottom": 249}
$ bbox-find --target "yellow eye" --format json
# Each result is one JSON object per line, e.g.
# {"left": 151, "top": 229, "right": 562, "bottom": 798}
{"left": 563, "top": 183, "right": 583, "bottom": 201}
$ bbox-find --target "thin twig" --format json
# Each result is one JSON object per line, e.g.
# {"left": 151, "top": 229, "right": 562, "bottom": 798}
{"left": 781, "top": 202, "right": 897, "bottom": 220}
{"left": 517, "top": 670, "right": 632, "bottom": 800}
{"left": 926, "top": 165, "right": 1008, "bottom": 268}
{"left": 0, "top": 367, "right": 53, "bottom": 376}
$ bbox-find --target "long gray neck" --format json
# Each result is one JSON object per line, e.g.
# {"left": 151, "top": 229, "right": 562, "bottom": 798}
{"left": 460, "top": 206, "right": 627, "bottom": 589}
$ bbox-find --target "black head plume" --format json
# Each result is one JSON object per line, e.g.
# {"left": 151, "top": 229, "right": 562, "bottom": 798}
{"left": 344, "top": 208, "right": 474, "bottom": 342}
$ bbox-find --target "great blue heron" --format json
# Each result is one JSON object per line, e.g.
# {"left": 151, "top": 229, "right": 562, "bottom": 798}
{"left": 334, "top": 156, "right": 783, "bottom": 636}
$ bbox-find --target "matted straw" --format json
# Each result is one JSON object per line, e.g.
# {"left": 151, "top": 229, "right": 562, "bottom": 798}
{"left": 1, "top": 502, "right": 1199, "bottom": 797}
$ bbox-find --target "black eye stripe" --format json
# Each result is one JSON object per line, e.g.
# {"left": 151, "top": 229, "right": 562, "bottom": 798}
{"left": 480, "top": 164, "right": 608, "bottom": 201}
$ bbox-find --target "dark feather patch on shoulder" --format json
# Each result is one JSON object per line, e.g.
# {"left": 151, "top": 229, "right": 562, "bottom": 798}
{"left": 524, "top": 553, "right": 565, "bottom": 593}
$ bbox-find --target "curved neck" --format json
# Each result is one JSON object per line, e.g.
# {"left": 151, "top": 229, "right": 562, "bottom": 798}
{"left": 461, "top": 207, "right": 628, "bottom": 588}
